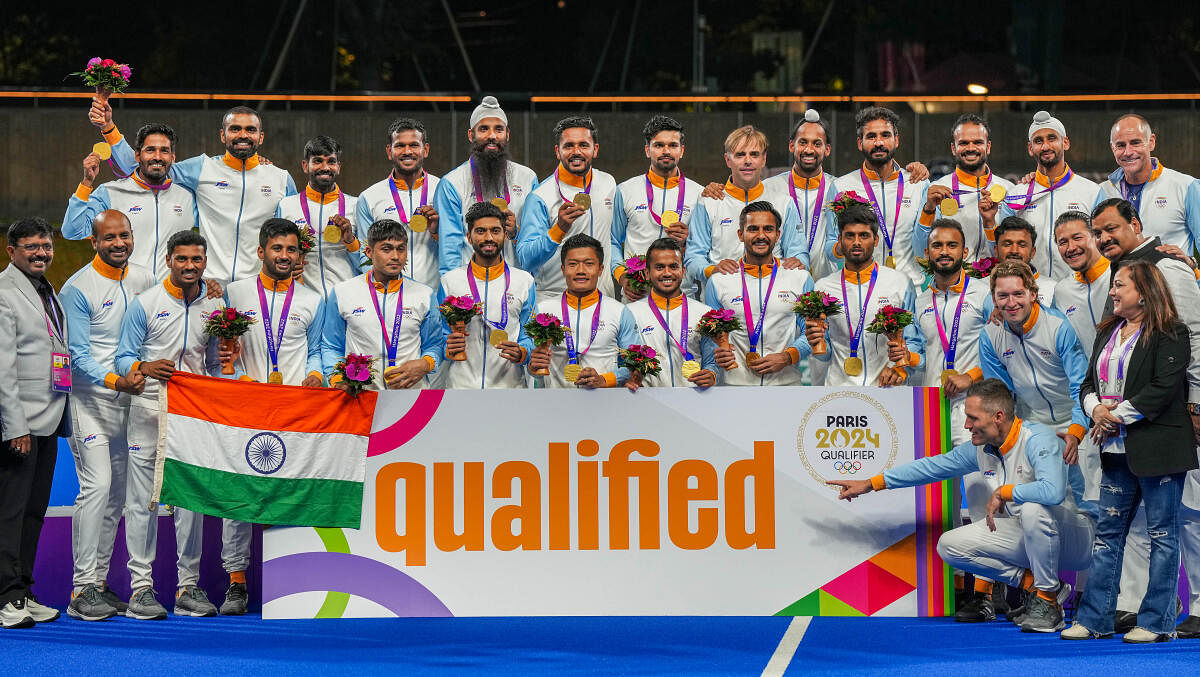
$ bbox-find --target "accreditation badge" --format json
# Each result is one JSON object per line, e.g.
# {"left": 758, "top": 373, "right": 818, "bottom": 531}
{"left": 51, "top": 352, "right": 72, "bottom": 393}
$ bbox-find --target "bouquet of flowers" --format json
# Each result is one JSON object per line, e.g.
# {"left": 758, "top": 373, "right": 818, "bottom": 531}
{"left": 619, "top": 344, "right": 662, "bottom": 389}
{"left": 204, "top": 307, "right": 256, "bottom": 374}
{"left": 866, "top": 305, "right": 915, "bottom": 367}
{"left": 439, "top": 295, "right": 483, "bottom": 362}
{"left": 623, "top": 255, "right": 651, "bottom": 294}
{"left": 792, "top": 291, "right": 843, "bottom": 356}
{"left": 965, "top": 256, "right": 999, "bottom": 279}
{"left": 69, "top": 57, "right": 132, "bottom": 102}
{"left": 523, "top": 313, "right": 567, "bottom": 376}
{"left": 298, "top": 226, "right": 316, "bottom": 258}
{"left": 828, "top": 190, "right": 869, "bottom": 213}
{"left": 332, "top": 353, "right": 376, "bottom": 396}
{"left": 695, "top": 308, "right": 743, "bottom": 369}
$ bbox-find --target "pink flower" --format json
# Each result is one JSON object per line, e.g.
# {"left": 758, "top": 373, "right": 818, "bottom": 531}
{"left": 821, "top": 293, "right": 838, "bottom": 305}
{"left": 641, "top": 346, "right": 656, "bottom": 359}
{"left": 101, "top": 59, "right": 115, "bottom": 67}
{"left": 625, "top": 256, "right": 646, "bottom": 272}
{"left": 119, "top": 65, "right": 132, "bottom": 80}
{"left": 535, "top": 313, "right": 556, "bottom": 327}
{"left": 87, "top": 57, "right": 102, "bottom": 68}
{"left": 224, "top": 307, "right": 238, "bottom": 320}
{"left": 451, "top": 295, "right": 475, "bottom": 310}
{"left": 715, "top": 309, "right": 735, "bottom": 321}
{"left": 344, "top": 363, "right": 368, "bottom": 381}
{"left": 209, "top": 310, "right": 221, "bottom": 320}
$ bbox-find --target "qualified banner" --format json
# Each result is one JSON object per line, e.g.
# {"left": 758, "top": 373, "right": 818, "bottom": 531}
{"left": 262, "top": 386, "right": 954, "bottom": 617}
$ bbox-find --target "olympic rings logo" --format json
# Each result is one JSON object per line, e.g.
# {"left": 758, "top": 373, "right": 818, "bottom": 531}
{"left": 832, "top": 461, "right": 863, "bottom": 474}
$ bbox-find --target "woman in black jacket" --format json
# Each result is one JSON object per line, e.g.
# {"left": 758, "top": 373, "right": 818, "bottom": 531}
{"left": 1064, "top": 259, "right": 1195, "bottom": 643}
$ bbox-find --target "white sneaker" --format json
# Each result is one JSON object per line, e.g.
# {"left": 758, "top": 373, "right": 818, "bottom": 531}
{"left": 1061, "top": 622, "right": 1110, "bottom": 640}
{"left": 1123, "top": 627, "right": 1173, "bottom": 644}
{"left": 24, "top": 596, "right": 60, "bottom": 623}
{"left": 0, "top": 600, "right": 35, "bottom": 629}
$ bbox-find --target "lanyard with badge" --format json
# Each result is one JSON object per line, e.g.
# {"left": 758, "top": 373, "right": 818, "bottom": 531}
{"left": 388, "top": 172, "right": 431, "bottom": 233}
{"left": 560, "top": 292, "right": 602, "bottom": 383}
{"left": 257, "top": 277, "right": 295, "bottom": 384}
{"left": 739, "top": 260, "right": 778, "bottom": 364}
{"left": 1098, "top": 321, "right": 1140, "bottom": 437}
{"left": 467, "top": 263, "right": 512, "bottom": 346}
{"left": 647, "top": 295, "right": 700, "bottom": 381}
{"left": 644, "top": 172, "right": 687, "bottom": 238}
{"left": 300, "top": 190, "right": 347, "bottom": 244}
{"left": 557, "top": 171, "right": 594, "bottom": 237}
{"left": 47, "top": 299, "right": 70, "bottom": 393}
{"left": 367, "top": 272, "right": 404, "bottom": 369}
{"left": 859, "top": 168, "right": 904, "bottom": 268}
{"left": 932, "top": 276, "right": 969, "bottom": 386}
{"left": 840, "top": 265, "right": 878, "bottom": 378}
{"left": 788, "top": 172, "right": 825, "bottom": 253}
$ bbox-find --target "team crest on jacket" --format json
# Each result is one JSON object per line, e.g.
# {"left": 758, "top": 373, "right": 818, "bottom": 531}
{"left": 1155, "top": 197, "right": 1168, "bottom": 208}
{"left": 174, "top": 204, "right": 184, "bottom": 214}
{"left": 215, "top": 181, "right": 230, "bottom": 189}
{"left": 260, "top": 185, "right": 273, "bottom": 196}
{"left": 351, "top": 306, "right": 366, "bottom": 316}
{"left": 128, "top": 205, "right": 143, "bottom": 213}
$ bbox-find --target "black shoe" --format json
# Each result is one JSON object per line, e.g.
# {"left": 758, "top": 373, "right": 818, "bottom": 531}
{"left": 990, "top": 583, "right": 1010, "bottom": 615}
{"left": 1008, "top": 588, "right": 1032, "bottom": 624}
{"left": 1177, "top": 615, "right": 1200, "bottom": 638}
{"left": 955, "top": 594, "right": 996, "bottom": 622}
{"left": 219, "top": 582, "right": 248, "bottom": 616}
{"left": 1021, "top": 594, "right": 1065, "bottom": 633}
{"left": 1114, "top": 610, "right": 1138, "bottom": 634}
{"left": 98, "top": 584, "right": 128, "bottom": 614}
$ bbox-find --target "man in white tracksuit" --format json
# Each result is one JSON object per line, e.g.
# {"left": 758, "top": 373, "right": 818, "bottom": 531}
{"left": 91, "top": 100, "right": 297, "bottom": 285}
{"left": 766, "top": 110, "right": 839, "bottom": 280}
{"left": 221, "top": 219, "right": 326, "bottom": 615}
{"left": 436, "top": 96, "right": 538, "bottom": 277}
{"left": 60, "top": 211, "right": 156, "bottom": 621}
{"left": 517, "top": 116, "right": 618, "bottom": 302}
{"left": 830, "top": 379, "right": 1096, "bottom": 633}
{"left": 440, "top": 202, "right": 536, "bottom": 389}
{"left": 63, "top": 123, "right": 197, "bottom": 280}
{"left": 113, "top": 230, "right": 229, "bottom": 620}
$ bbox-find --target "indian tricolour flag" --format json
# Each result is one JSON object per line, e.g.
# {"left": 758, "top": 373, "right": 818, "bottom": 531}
{"left": 153, "top": 372, "right": 377, "bottom": 529}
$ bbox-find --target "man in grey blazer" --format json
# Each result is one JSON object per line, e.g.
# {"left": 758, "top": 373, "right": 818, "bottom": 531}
{"left": 0, "top": 218, "right": 70, "bottom": 629}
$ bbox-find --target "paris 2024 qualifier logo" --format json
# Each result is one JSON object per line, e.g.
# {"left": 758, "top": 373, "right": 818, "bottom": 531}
{"left": 796, "top": 391, "right": 899, "bottom": 485}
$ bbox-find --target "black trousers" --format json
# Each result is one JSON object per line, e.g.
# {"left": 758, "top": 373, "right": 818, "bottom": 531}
{"left": 0, "top": 434, "right": 58, "bottom": 604}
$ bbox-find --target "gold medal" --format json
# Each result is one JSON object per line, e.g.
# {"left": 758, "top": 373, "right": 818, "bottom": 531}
{"left": 91, "top": 141, "right": 112, "bottom": 160}
{"left": 988, "top": 184, "right": 1007, "bottom": 203}
{"left": 885, "top": 255, "right": 896, "bottom": 268}
{"left": 564, "top": 363, "right": 582, "bottom": 382}
{"left": 844, "top": 356, "right": 863, "bottom": 376}
{"left": 680, "top": 359, "right": 701, "bottom": 379}
{"left": 661, "top": 210, "right": 681, "bottom": 226}
{"left": 939, "top": 197, "right": 959, "bottom": 216}
{"left": 490, "top": 197, "right": 509, "bottom": 211}
{"left": 940, "top": 368, "right": 958, "bottom": 386}
{"left": 572, "top": 193, "right": 592, "bottom": 210}
{"left": 384, "top": 365, "right": 401, "bottom": 378}
{"left": 489, "top": 329, "right": 509, "bottom": 346}
{"left": 323, "top": 224, "right": 342, "bottom": 243}
{"left": 268, "top": 371, "right": 283, "bottom": 384}
{"left": 745, "top": 351, "right": 761, "bottom": 364}
{"left": 409, "top": 214, "right": 428, "bottom": 233}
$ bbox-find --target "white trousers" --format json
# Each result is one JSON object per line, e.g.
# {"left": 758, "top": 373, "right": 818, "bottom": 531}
{"left": 222, "top": 520, "right": 252, "bottom": 574}
{"left": 125, "top": 403, "right": 203, "bottom": 590}
{"left": 68, "top": 394, "right": 128, "bottom": 589}
{"left": 938, "top": 502, "right": 1095, "bottom": 591}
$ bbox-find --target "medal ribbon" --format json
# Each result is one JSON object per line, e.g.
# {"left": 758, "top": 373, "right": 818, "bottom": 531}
{"left": 931, "top": 275, "right": 969, "bottom": 370}
{"left": 646, "top": 295, "right": 693, "bottom": 361}
{"left": 859, "top": 168, "right": 904, "bottom": 256}
{"left": 299, "top": 189, "right": 347, "bottom": 232}
{"left": 387, "top": 172, "right": 430, "bottom": 225}
{"left": 788, "top": 172, "right": 825, "bottom": 253}
{"left": 466, "top": 263, "right": 511, "bottom": 331}
{"left": 1098, "top": 321, "right": 1141, "bottom": 385}
{"left": 840, "top": 265, "right": 879, "bottom": 360}
{"left": 561, "top": 293, "right": 603, "bottom": 365}
{"left": 470, "top": 156, "right": 511, "bottom": 205}
{"left": 1004, "top": 168, "right": 1073, "bottom": 211}
{"left": 739, "top": 259, "right": 779, "bottom": 354}
{"left": 366, "top": 272, "right": 404, "bottom": 367}
{"left": 256, "top": 277, "right": 296, "bottom": 376}
{"left": 950, "top": 172, "right": 992, "bottom": 208}
{"left": 643, "top": 171, "right": 687, "bottom": 233}
{"left": 556, "top": 169, "right": 593, "bottom": 204}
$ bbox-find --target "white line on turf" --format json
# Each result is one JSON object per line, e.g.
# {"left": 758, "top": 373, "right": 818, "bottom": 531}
{"left": 761, "top": 616, "right": 812, "bottom": 676}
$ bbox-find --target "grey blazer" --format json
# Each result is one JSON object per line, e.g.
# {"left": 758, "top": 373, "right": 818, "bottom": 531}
{"left": 0, "top": 264, "right": 69, "bottom": 439}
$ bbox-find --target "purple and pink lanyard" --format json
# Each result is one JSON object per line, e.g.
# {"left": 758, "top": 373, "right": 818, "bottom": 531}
{"left": 1003, "top": 169, "right": 1074, "bottom": 275}
{"left": 466, "top": 264, "right": 511, "bottom": 335}
{"left": 299, "top": 190, "right": 347, "bottom": 241}
{"left": 647, "top": 295, "right": 693, "bottom": 364}
{"left": 841, "top": 265, "right": 879, "bottom": 365}
{"left": 561, "top": 293, "right": 603, "bottom": 367}
{"left": 740, "top": 260, "right": 779, "bottom": 355}
{"left": 367, "top": 273, "right": 404, "bottom": 368}
{"left": 859, "top": 168, "right": 903, "bottom": 260}
{"left": 256, "top": 277, "right": 295, "bottom": 378}
{"left": 644, "top": 172, "right": 687, "bottom": 238}
{"left": 1098, "top": 321, "right": 1141, "bottom": 403}
{"left": 557, "top": 172, "right": 593, "bottom": 236}
{"left": 387, "top": 172, "right": 429, "bottom": 227}
{"left": 789, "top": 173, "right": 826, "bottom": 253}
{"left": 932, "top": 276, "right": 969, "bottom": 371}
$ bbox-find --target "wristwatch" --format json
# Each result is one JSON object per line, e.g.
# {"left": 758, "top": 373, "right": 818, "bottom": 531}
{"left": 1187, "top": 403, "right": 1200, "bottom": 416}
